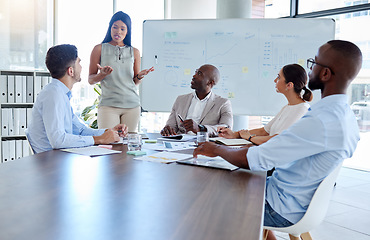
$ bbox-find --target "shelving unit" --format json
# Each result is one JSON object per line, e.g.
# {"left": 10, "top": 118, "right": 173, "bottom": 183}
{"left": 0, "top": 70, "right": 51, "bottom": 163}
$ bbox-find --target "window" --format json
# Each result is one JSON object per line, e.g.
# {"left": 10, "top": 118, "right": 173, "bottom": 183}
{"left": 265, "top": 0, "right": 291, "bottom": 17}
{"left": 56, "top": 0, "right": 113, "bottom": 115}
{"left": 328, "top": 12, "right": 370, "bottom": 130}
{"left": 0, "top": 0, "right": 53, "bottom": 70}
{"left": 298, "top": 0, "right": 347, "bottom": 14}
{"left": 116, "top": 0, "right": 165, "bottom": 55}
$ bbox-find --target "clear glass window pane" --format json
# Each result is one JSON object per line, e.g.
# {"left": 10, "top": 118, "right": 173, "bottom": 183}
{"left": 56, "top": 0, "right": 113, "bottom": 116}
{"left": 0, "top": 0, "right": 53, "bottom": 70}
{"left": 265, "top": 0, "right": 291, "bottom": 18}
{"left": 324, "top": 13, "right": 370, "bottom": 131}
{"left": 299, "top": 0, "right": 369, "bottom": 15}
{"left": 116, "top": 0, "right": 165, "bottom": 55}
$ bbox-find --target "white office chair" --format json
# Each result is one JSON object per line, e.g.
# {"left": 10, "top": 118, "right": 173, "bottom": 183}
{"left": 24, "top": 129, "right": 35, "bottom": 155}
{"left": 263, "top": 162, "right": 343, "bottom": 240}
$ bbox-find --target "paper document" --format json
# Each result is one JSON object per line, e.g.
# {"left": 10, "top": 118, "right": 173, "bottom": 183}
{"left": 141, "top": 142, "right": 170, "bottom": 151}
{"left": 158, "top": 134, "right": 196, "bottom": 142}
{"left": 61, "top": 146, "right": 121, "bottom": 157}
{"left": 134, "top": 152, "right": 192, "bottom": 164}
{"left": 142, "top": 141, "right": 196, "bottom": 151}
{"left": 163, "top": 141, "right": 196, "bottom": 150}
{"left": 209, "top": 137, "right": 251, "bottom": 146}
{"left": 177, "top": 155, "right": 239, "bottom": 171}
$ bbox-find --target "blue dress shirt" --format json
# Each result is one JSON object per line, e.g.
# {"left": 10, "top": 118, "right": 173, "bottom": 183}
{"left": 27, "top": 79, "right": 105, "bottom": 153}
{"left": 247, "top": 94, "right": 360, "bottom": 224}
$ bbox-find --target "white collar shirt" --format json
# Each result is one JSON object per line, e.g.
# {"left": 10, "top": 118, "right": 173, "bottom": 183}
{"left": 186, "top": 91, "right": 212, "bottom": 124}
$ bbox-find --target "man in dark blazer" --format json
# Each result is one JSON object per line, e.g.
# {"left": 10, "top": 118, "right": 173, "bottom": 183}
{"left": 161, "top": 64, "right": 233, "bottom": 137}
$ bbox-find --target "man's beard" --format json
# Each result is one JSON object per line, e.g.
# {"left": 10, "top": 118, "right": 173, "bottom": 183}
{"left": 308, "top": 74, "right": 324, "bottom": 91}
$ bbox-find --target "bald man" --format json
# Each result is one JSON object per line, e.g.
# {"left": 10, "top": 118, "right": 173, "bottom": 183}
{"left": 161, "top": 64, "right": 233, "bottom": 137}
{"left": 193, "top": 40, "right": 363, "bottom": 240}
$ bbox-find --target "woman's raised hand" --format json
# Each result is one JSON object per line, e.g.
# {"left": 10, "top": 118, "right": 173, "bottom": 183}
{"left": 97, "top": 64, "right": 113, "bottom": 77}
{"left": 137, "top": 67, "right": 154, "bottom": 79}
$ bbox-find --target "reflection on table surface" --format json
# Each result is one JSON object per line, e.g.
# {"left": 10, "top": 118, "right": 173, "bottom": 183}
{"left": 0, "top": 133, "right": 266, "bottom": 240}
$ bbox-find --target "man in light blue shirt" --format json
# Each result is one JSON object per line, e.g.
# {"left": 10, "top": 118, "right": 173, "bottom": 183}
{"left": 193, "top": 40, "right": 362, "bottom": 240}
{"left": 27, "top": 44, "right": 128, "bottom": 154}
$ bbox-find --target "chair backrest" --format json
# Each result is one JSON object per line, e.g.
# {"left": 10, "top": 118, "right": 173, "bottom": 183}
{"left": 24, "top": 129, "right": 35, "bottom": 155}
{"left": 281, "top": 162, "right": 343, "bottom": 236}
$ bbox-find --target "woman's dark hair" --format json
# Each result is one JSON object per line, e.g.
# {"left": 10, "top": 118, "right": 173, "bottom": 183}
{"left": 45, "top": 44, "right": 78, "bottom": 79}
{"left": 102, "top": 11, "right": 132, "bottom": 46}
{"left": 282, "top": 64, "right": 312, "bottom": 102}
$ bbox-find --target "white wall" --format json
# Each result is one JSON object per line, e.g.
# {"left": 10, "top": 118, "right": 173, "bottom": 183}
{"left": 217, "top": 0, "right": 252, "bottom": 18}
{"left": 169, "top": 0, "right": 217, "bottom": 19}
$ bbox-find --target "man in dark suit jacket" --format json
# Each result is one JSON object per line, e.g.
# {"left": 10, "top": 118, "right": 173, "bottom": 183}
{"left": 161, "top": 64, "right": 233, "bottom": 137}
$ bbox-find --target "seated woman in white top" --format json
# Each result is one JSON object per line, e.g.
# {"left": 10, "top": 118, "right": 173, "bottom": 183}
{"left": 219, "top": 64, "right": 312, "bottom": 146}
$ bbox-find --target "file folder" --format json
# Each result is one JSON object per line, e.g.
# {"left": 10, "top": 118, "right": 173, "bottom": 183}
{"left": 15, "top": 140, "right": 23, "bottom": 159}
{"left": 22, "top": 76, "right": 27, "bottom": 103}
{"left": 2, "top": 141, "right": 9, "bottom": 162}
{"left": 8, "top": 108, "right": 14, "bottom": 136}
{"left": 22, "top": 139, "right": 30, "bottom": 157}
{"left": 7, "top": 75, "right": 15, "bottom": 103}
{"left": 26, "top": 108, "right": 33, "bottom": 128}
{"left": 13, "top": 108, "right": 20, "bottom": 135}
{"left": 34, "top": 75, "right": 42, "bottom": 100}
{"left": 26, "top": 76, "right": 34, "bottom": 103}
{"left": 9, "top": 140, "right": 16, "bottom": 161}
{"left": 15, "top": 75, "right": 23, "bottom": 103}
{"left": 19, "top": 108, "right": 27, "bottom": 135}
{"left": 0, "top": 74, "right": 7, "bottom": 103}
{"left": 1, "top": 109, "right": 8, "bottom": 136}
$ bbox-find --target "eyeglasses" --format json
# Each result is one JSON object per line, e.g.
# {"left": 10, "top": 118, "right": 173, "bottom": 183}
{"left": 307, "top": 58, "right": 335, "bottom": 75}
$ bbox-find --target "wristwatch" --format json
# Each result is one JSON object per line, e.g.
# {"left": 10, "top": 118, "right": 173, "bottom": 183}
{"left": 198, "top": 124, "right": 207, "bottom": 132}
{"left": 248, "top": 134, "right": 256, "bottom": 142}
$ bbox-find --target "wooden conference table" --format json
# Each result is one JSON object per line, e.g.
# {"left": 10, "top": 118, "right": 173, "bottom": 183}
{"left": 0, "top": 134, "right": 266, "bottom": 240}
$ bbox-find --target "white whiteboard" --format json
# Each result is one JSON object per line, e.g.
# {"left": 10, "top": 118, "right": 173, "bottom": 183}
{"left": 141, "top": 18, "right": 335, "bottom": 115}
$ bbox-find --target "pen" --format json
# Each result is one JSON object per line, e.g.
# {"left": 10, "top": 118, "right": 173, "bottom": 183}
{"left": 218, "top": 127, "right": 228, "bottom": 133}
{"left": 177, "top": 114, "right": 184, "bottom": 122}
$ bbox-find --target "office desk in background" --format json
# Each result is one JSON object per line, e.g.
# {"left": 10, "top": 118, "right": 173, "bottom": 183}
{"left": 0, "top": 136, "right": 266, "bottom": 240}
